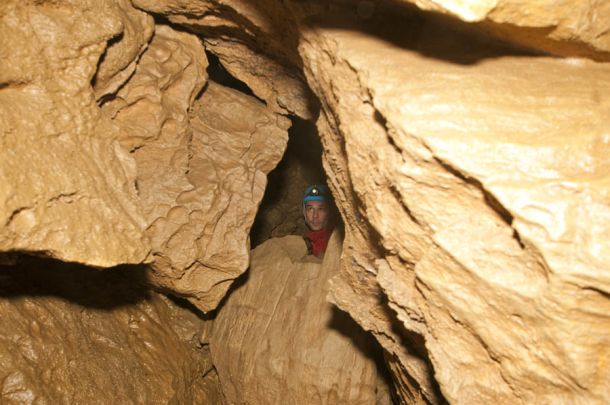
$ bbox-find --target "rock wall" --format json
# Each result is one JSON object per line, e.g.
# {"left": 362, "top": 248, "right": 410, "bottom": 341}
{"left": 1, "top": 0, "right": 609, "bottom": 404}
{"left": 145, "top": 0, "right": 608, "bottom": 403}
{"left": 1, "top": 0, "right": 290, "bottom": 312}
{"left": 0, "top": 257, "right": 221, "bottom": 404}
{"left": 208, "top": 232, "right": 391, "bottom": 404}
{"left": 0, "top": 0, "right": 151, "bottom": 267}
{"left": 297, "top": 4, "right": 610, "bottom": 405}
{"left": 399, "top": 0, "right": 610, "bottom": 61}
{"left": 100, "top": 21, "right": 289, "bottom": 310}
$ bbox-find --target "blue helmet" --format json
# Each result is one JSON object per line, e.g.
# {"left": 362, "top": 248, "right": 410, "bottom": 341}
{"left": 303, "top": 184, "right": 329, "bottom": 203}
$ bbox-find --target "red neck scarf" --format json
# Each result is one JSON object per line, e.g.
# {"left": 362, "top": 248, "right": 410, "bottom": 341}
{"left": 306, "top": 228, "right": 333, "bottom": 257}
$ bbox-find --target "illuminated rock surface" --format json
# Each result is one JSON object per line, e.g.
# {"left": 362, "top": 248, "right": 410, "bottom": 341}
{"left": 0, "top": 0, "right": 151, "bottom": 267}
{"left": 102, "top": 22, "right": 289, "bottom": 311}
{"left": 1, "top": 0, "right": 609, "bottom": 403}
{"left": 209, "top": 233, "right": 391, "bottom": 404}
{"left": 399, "top": 0, "right": 610, "bottom": 61}
{"left": 299, "top": 8, "right": 610, "bottom": 405}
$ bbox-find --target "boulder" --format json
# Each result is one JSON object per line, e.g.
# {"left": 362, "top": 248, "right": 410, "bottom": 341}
{"left": 209, "top": 232, "right": 390, "bottom": 404}
{"left": 0, "top": 0, "right": 151, "bottom": 267}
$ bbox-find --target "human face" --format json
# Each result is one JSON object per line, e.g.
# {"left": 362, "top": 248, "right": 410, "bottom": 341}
{"left": 304, "top": 200, "right": 329, "bottom": 231}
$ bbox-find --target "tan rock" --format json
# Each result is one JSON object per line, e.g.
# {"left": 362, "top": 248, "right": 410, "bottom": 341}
{"left": 400, "top": 0, "right": 610, "bottom": 60}
{"left": 209, "top": 232, "right": 390, "bottom": 404}
{"left": 176, "top": 82, "right": 288, "bottom": 311}
{"left": 3, "top": 1, "right": 610, "bottom": 403}
{"left": 103, "top": 23, "right": 289, "bottom": 311}
{"left": 92, "top": 0, "right": 155, "bottom": 100}
{"left": 200, "top": 38, "right": 315, "bottom": 119}
{"left": 299, "top": 11, "right": 610, "bottom": 404}
{"left": 0, "top": 0, "right": 150, "bottom": 267}
{"left": 0, "top": 257, "right": 221, "bottom": 404}
{"left": 102, "top": 24, "right": 207, "bottom": 152}
{"left": 131, "top": 0, "right": 316, "bottom": 119}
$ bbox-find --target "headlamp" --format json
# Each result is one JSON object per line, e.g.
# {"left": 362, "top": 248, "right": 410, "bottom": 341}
{"left": 303, "top": 184, "right": 328, "bottom": 203}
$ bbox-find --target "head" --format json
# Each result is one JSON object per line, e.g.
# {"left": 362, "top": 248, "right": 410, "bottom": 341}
{"left": 303, "top": 184, "right": 331, "bottom": 231}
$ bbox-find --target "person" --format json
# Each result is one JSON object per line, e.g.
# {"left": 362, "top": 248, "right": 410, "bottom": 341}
{"left": 302, "top": 184, "right": 334, "bottom": 257}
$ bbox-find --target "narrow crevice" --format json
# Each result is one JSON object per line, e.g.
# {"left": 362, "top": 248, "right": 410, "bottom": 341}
{"left": 381, "top": 293, "right": 449, "bottom": 405}
{"left": 90, "top": 32, "right": 124, "bottom": 90}
{"left": 205, "top": 50, "right": 259, "bottom": 100}
{"left": 249, "top": 115, "right": 327, "bottom": 247}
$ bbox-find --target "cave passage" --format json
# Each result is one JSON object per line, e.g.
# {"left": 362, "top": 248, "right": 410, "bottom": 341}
{"left": 203, "top": 48, "right": 338, "bottom": 247}
{"left": 202, "top": 42, "right": 393, "bottom": 403}
{"left": 250, "top": 115, "right": 329, "bottom": 247}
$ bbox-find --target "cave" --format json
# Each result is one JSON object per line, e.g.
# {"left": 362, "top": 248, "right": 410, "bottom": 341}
{"left": 1, "top": 0, "right": 609, "bottom": 404}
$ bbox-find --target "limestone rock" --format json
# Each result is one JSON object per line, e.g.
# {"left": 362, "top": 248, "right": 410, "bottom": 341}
{"left": 200, "top": 38, "right": 316, "bottom": 119}
{"left": 299, "top": 10, "right": 610, "bottom": 405}
{"left": 92, "top": 0, "right": 155, "bottom": 100}
{"left": 131, "top": 0, "right": 316, "bottom": 119}
{"left": 4, "top": 1, "right": 610, "bottom": 403}
{"left": 400, "top": 0, "right": 610, "bottom": 60}
{"left": 0, "top": 0, "right": 150, "bottom": 267}
{"left": 174, "top": 82, "right": 288, "bottom": 311}
{"left": 0, "top": 257, "right": 221, "bottom": 404}
{"left": 209, "top": 233, "right": 390, "bottom": 404}
{"left": 102, "top": 24, "right": 208, "bottom": 152}
{"left": 103, "top": 23, "right": 289, "bottom": 311}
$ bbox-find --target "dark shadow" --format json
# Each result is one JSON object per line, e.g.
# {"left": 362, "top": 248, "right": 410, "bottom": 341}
{"left": 380, "top": 293, "right": 448, "bottom": 404}
{"left": 0, "top": 254, "right": 151, "bottom": 310}
{"left": 231, "top": 0, "right": 542, "bottom": 66}
{"left": 205, "top": 50, "right": 260, "bottom": 100}
{"left": 250, "top": 115, "right": 327, "bottom": 247}
{"left": 327, "top": 305, "right": 397, "bottom": 404}
{"left": 90, "top": 31, "right": 124, "bottom": 90}
{"left": 166, "top": 293, "right": 209, "bottom": 320}
{"left": 313, "top": 1, "right": 540, "bottom": 65}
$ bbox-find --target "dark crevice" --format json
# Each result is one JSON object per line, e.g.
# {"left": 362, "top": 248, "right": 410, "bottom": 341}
{"left": 166, "top": 293, "right": 208, "bottom": 320}
{"left": 309, "top": 0, "right": 540, "bottom": 65}
{"left": 380, "top": 293, "right": 449, "bottom": 405}
{"left": 90, "top": 31, "right": 124, "bottom": 90}
{"left": 327, "top": 306, "right": 397, "bottom": 404}
{"left": 581, "top": 286, "right": 610, "bottom": 300}
{"left": 204, "top": 50, "right": 258, "bottom": 100}
{"left": 202, "top": 264, "right": 251, "bottom": 321}
{"left": 249, "top": 115, "right": 328, "bottom": 247}
{"left": 373, "top": 109, "right": 402, "bottom": 157}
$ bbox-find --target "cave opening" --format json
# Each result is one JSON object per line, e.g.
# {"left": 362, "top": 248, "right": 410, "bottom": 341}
{"left": 201, "top": 43, "right": 397, "bottom": 403}
{"left": 3, "top": 0, "right": 609, "bottom": 402}
{"left": 249, "top": 115, "right": 328, "bottom": 247}
{"left": 203, "top": 45, "right": 338, "bottom": 247}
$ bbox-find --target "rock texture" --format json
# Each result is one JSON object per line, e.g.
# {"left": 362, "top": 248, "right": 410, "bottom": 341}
{"left": 131, "top": 0, "right": 317, "bottom": 119}
{"left": 92, "top": 0, "right": 155, "bottom": 100}
{"left": 209, "top": 232, "right": 390, "bottom": 404}
{"left": 1, "top": 0, "right": 289, "bottom": 310}
{"left": 0, "top": 257, "right": 221, "bottom": 404}
{"left": 2, "top": 0, "right": 610, "bottom": 404}
{"left": 100, "top": 22, "right": 289, "bottom": 311}
{"left": 400, "top": 0, "right": 610, "bottom": 61}
{"left": 0, "top": 0, "right": 150, "bottom": 267}
{"left": 297, "top": 7, "right": 610, "bottom": 405}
